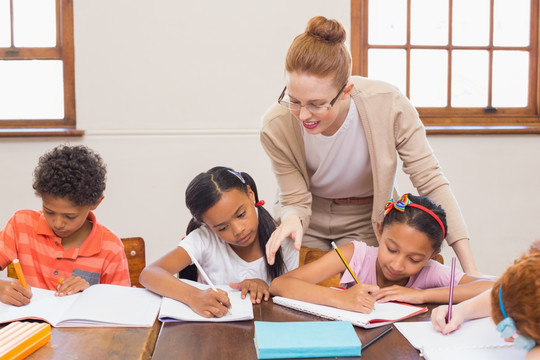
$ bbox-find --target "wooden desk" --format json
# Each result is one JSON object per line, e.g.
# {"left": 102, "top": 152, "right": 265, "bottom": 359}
{"left": 152, "top": 300, "right": 435, "bottom": 360}
{"left": 18, "top": 320, "right": 162, "bottom": 360}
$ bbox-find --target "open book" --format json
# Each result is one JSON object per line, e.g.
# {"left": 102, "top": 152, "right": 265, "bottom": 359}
{"left": 395, "top": 317, "right": 528, "bottom": 360}
{"left": 0, "top": 285, "right": 161, "bottom": 327}
{"left": 272, "top": 296, "right": 426, "bottom": 328}
{"left": 158, "top": 279, "right": 254, "bottom": 322}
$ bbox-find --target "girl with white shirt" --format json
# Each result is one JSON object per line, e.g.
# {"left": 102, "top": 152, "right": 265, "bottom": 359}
{"left": 140, "top": 167, "right": 298, "bottom": 318}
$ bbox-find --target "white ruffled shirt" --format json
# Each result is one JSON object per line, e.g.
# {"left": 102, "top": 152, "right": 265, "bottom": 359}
{"left": 178, "top": 224, "right": 298, "bottom": 285}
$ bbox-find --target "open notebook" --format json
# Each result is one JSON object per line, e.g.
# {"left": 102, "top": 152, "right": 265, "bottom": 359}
{"left": 0, "top": 285, "right": 161, "bottom": 327}
{"left": 158, "top": 279, "right": 254, "bottom": 322}
{"left": 272, "top": 296, "right": 426, "bottom": 328}
{"left": 395, "top": 317, "right": 528, "bottom": 360}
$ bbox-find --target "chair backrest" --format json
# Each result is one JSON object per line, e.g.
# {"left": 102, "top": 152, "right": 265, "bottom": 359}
{"left": 299, "top": 247, "right": 341, "bottom": 287}
{"left": 121, "top": 237, "right": 146, "bottom": 288}
{"left": 6, "top": 237, "right": 146, "bottom": 288}
{"left": 6, "top": 263, "right": 15, "bottom": 280}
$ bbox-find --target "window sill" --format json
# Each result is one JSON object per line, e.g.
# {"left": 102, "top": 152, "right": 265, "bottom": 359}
{"left": 0, "top": 128, "right": 84, "bottom": 137}
{"left": 425, "top": 125, "right": 540, "bottom": 135}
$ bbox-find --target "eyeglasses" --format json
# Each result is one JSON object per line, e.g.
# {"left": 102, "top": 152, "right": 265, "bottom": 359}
{"left": 277, "top": 83, "right": 347, "bottom": 114}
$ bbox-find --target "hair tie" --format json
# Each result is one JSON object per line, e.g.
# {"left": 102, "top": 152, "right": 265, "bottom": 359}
{"left": 384, "top": 194, "right": 411, "bottom": 215}
{"left": 496, "top": 285, "right": 536, "bottom": 350}
{"left": 227, "top": 169, "right": 245, "bottom": 184}
{"left": 255, "top": 200, "right": 265, "bottom": 207}
{"left": 384, "top": 194, "right": 446, "bottom": 239}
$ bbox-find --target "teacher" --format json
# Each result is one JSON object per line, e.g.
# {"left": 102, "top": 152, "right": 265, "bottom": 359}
{"left": 260, "top": 16, "right": 479, "bottom": 275}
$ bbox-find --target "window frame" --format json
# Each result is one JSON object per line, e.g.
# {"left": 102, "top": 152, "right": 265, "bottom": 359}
{"left": 0, "top": 0, "right": 82, "bottom": 137}
{"left": 350, "top": 0, "right": 540, "bottom": 134}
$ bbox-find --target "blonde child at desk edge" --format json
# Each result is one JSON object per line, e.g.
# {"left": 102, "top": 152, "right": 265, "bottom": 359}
{"left": 139, "top": 166, "right": 298, "bottom": 318}
{"left": 431, "top": 242, "right": 540, "bottom": 359}
{"left": 270, "top": 194, "right": 493, "bottom": 313}
{"left": 0, "top": 145, "right": 130, "bottom": 306}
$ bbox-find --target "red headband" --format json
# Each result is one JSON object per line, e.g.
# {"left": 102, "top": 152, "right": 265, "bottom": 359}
{"left": 384, "top": 194, "right": 446, "bottom": 239}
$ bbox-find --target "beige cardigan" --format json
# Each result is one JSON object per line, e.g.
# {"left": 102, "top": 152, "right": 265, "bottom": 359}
{"left": 260, "top": 76, "right": 469, "bottom": 245}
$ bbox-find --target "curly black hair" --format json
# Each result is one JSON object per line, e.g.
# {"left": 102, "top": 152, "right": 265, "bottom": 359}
{"left": 32, "top": 145, "right": 107, "bottom": 206}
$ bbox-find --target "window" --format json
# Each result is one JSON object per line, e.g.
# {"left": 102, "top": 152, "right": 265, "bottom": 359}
{"left": 351, "top": 0, "right": 540, "bottom": 134}
{"left": 0, "top": 0, "right": 81, "bottom": 136}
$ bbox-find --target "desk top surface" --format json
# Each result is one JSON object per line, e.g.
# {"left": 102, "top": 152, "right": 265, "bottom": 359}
{"left": 24, "top": 320, "right": 161, "bottom": 360}
{"left": 152, "top": 299, "right": 435, "bottom": 360}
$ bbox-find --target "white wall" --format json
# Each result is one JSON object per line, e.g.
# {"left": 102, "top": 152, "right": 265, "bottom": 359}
{"left": 0, "top": 0, "right": 538, "bottom": 277}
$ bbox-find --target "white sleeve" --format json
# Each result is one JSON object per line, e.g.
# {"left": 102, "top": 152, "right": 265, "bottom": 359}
{"left": 280, "top": 237, "right": 299, "bottom": 272}
{"left": 177, "top": 227, "right": 207, "bottom": 264}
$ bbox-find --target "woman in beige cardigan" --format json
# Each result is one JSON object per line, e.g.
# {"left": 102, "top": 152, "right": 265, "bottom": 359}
{"left": 260, "top": 16, "right": 479, "bottom": 275}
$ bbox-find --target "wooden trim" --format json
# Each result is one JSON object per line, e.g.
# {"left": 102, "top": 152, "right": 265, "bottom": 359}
{"left": 0, "top": 128, "right": 84, "bottom": 137}
{"left": 426, "top": 124, "right": 540, "bottom": 135}
{"left": 350, "top": 0, "right": 540, "bottom": 132}
{"left": 0, "top": 0, "right": 77, "bottom": 132}
{"left": 61, "top": 0, "right": 76, "bottom": 128}
{"left": 0, "top": 48, "right": 62, "bottom": 58}
{"left": 350, "top": 0, "right": 364, "bottom": 76}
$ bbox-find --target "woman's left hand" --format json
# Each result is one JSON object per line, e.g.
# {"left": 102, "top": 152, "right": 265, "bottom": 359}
{"left": 373, "top": 285, "right": 424, "bottom": 304}
{"left": 229, "top": 279, "right": 270, "bottom": 304}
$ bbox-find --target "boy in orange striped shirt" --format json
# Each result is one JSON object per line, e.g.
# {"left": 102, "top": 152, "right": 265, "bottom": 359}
{"left": 0, "top": 145, "right": 130, "bottom": 306}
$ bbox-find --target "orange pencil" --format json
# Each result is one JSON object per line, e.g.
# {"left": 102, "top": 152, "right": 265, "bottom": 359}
{"left": 12, "top": 259, "right": 28, "bottom": 289}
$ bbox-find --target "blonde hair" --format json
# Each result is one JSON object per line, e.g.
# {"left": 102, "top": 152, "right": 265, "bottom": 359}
{"left": 490, "top": 242, "right": 540, "bottom": 343}
{"left": 285, "top": 16, "right": 351, "bottom": 89}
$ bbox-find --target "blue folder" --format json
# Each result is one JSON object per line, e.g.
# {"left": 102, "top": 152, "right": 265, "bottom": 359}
{"left": 253, "top": 321, "right": 362, "bottom": 359}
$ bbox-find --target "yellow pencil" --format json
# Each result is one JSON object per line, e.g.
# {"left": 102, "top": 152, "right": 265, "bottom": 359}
{"left": 12, "top": 259, "right": 28, "bottom": 289}
{"left": 331, "top": 242, "right": 360, "bottom": 284}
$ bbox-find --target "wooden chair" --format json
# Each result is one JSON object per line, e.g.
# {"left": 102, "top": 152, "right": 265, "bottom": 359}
{"left": 122, "top": 237, "right": 146, "bottom": 288}
{"left": 299, "top": 247, "right": 341, "bottom": 287}
{"left": 434, "top": 253, "right": 444, "bottom": 264}
{"left": 6, "top": 237, "right": 146, "bottom": 288}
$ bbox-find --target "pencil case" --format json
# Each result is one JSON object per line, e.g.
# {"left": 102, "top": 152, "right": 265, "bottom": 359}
{"left": 0, "top": 322, "right": 51, "bottom": 360}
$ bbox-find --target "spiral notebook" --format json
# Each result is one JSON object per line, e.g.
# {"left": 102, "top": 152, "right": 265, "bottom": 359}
{"left": 272, "top": 296, "right": 426, "bottom": 328}
{"left": 395, "top": 317, "right": 527, "bottom": 360}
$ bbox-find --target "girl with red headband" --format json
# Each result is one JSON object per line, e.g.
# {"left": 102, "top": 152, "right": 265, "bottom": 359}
{"left": 270, "top": 194, "right": 493, "bottom": 313}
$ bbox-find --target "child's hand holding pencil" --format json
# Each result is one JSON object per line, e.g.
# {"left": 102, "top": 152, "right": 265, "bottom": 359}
{"left": 0, "top": 278, "right": 33, "bottom": 306}
{"left": 335, "top": 283, "right": 379, "bottom": 313}
{"left": 0, "top": 259, "right": 33, "bottom": 306}
{"left": 55, "top": 276, "right": 90, "bottom": 297}
{"left": 188, "top": 288, "right": 232, "bottom": 318}
{"left": 330, "top": 242, "right": 379, "bottom": 313}
{"left": 187, "top": 251, "right": 232, "bottom": 318}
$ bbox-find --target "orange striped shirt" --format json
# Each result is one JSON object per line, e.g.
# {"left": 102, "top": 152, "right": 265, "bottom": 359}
{"left": 0, "top": 210, "right": 130, "bottom": 290}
